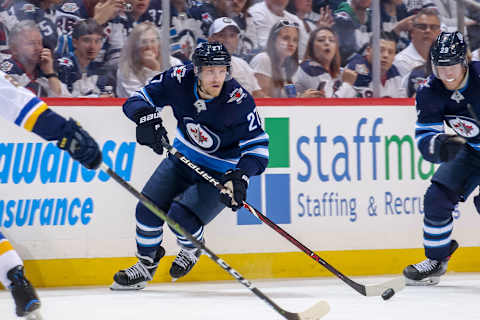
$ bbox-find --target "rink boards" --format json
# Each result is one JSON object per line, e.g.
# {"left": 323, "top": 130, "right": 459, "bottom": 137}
{"left": 1, "top": 97, "right": 480, "bottom": 287}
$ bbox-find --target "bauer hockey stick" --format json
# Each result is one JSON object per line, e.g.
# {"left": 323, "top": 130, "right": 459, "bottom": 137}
{"left": 100, "top": 162, "right": 329, "bottom": 320}
{"left": 161, "top": 141, "right": 405, "bottom": 299}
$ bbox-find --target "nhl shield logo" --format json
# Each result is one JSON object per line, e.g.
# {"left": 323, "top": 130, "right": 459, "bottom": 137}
{"left": 184, "top": 118, "right": 221, "bottom": 153}
{"left": 446, "top": 115, "right": 480, "bottom": 138}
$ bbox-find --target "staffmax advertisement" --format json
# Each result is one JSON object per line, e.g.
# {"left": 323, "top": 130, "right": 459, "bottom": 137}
{"left": 0, "top": 100, "right": 478, "bottom": 263}
{"left": 230, "top": 103, "right": 473, "bottom": 252}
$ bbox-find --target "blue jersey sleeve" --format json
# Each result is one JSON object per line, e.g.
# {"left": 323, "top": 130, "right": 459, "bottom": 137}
{"left": 122, "top": 68, "right": 178, "bottom": 121}
{"left": 415, "top": 80, "right": 446, "bottom": 163}
{"left": 231, "top": 95, "right": 269, "bottom": 177}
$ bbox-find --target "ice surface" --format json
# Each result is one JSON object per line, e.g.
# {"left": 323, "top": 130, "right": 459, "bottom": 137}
{"left": 1, "top": 273, "right": 479, "bottom": 319}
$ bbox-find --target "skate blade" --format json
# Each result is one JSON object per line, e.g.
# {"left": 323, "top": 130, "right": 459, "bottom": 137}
{"left": 25, "top": 310, "right": 44, "bottom": 320}
{"left": 171, "top": 277, "right": 178, "bottom": 282}
{"left": 110, "top": 281, "right": 146, "bottom": 291}
{"left": 405, "top": 276, "right": 440, "bottom": 286}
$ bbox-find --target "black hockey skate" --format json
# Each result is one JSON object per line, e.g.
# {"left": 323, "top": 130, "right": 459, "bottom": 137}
{"left": 7, "top": 265, "right": 41, "bottom": 318}
{"left": 169, "top": 246, "right": 203, "bottom": 281}
{"left": 111, "top": 246, "right": 165, "bottom": 290}
{"left": 403, "top": 239, "right": 459, "bottom": 286}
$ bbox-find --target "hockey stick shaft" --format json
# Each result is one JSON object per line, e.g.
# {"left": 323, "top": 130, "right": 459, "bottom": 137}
{"left": 163, "top": 142, "right": 404, "bottom": 296}
{"left": 101, "top": 162, "right": 329, "bottom": 320}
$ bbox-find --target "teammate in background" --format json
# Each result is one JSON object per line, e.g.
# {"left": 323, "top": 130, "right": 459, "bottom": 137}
{"left": 0, "top": 70, "right": 102, "bottom": 317}
{"left": 111, "top": 42, "right": 269, "bottom": 289}
{"left": 403, "top": 31, "right": 477, "bottom": 285}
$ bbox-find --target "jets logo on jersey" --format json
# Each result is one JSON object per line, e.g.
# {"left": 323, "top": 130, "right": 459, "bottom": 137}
{"left": 446, "top": 115, "right": 480, "bottom": 138}
{"left": 60, "top": 2, "right": 79, "bottom": 13}
{"left": 411, "top": 77, "right": 428, "bottom": 91}
{"left": 451, "top": 90, "right": 464, "bottom": 103}
{"left": 201, "top": 12, "right": 212, "bottom": 24}
{"left": 184, "top": 118, "right": 220, "bottom": 153}
{"left": 227, "top": 87, "right": 247, "bottom": 104}
{"left": 0, "top": 60, "right": 12, "bottom": 72}
{"left": 171, "top": 66, "right": 187, "bottom": 83}
{"left": 57, "top": 57, "right": 74, "bottom": 67}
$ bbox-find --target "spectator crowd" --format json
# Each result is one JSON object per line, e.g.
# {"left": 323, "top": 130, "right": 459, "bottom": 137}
{"left": 1, "top": 0, "right": 480, "bottom": 98}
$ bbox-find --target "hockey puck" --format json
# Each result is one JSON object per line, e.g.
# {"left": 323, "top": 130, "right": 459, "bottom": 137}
{"left": 381, "top": 288, "right": 395, "bottom": 300}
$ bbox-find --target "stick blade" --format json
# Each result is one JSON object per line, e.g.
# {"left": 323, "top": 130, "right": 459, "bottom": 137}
{"left": 364, "top": 276, "right": 405, "bottom": 296}
{"left": 285, "top": 301, "right": 330, "bottom": 320}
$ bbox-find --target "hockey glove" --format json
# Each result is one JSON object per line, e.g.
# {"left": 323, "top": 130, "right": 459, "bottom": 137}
{"left": 134, "top": 108, "right": 169, "bottom": 155}
{"left": 57, "top": 118, "right": 102, "bottom": 170}
{"left": 435, "top": 134, "right": 466, "bottom": 162}
{"left": 219, "top": 169, "right": 249, "bottom": 211}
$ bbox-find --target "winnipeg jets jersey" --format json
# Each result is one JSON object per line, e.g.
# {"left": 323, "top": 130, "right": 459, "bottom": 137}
{"left": 56, "top": 53, "right": 116, "bottom": 97}
{"left": 56, "top": 0, "right": 123, "bottom": 65}
{"left": 416, "top": 62, "right": 480, "bottom": 163}
{"left": 295, "top": 60, "right": 356, "bottom": 98}
{"left": 0, "top": 58, "right": 52, "bottom": 97}
{"left": 109, "top": 0, "right": 182, "bottom": 56}
{"left": 345, "top": 54, "right": 406, "bottom": 98}
{"left": 0, "top": 70, "right": 64, "bottom": 140}
{"left": 123, "top": 64, "right": 269, "bottom": 176}
{"left": 4, "top": 0, "right": 59, "bottom": 51}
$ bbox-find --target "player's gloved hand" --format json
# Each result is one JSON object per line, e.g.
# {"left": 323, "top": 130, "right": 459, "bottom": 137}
{"left": 435, "top": 134, "right": 466, "bottom": 162}
{"left": 134, "top": 108, "right": 169, "bottom": 155}
{"left": 57, "top": 118, "right": 102, "bottom": 170}
{"left": 219, "top": 169, "right": 249, "bottom": 211}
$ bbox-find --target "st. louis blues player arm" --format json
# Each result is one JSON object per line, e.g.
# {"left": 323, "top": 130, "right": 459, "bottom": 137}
{"left": 415, "top": 88, "right": 466, "bottom": 163}
{"left": 0, "top": 72, "right": 102, "bottom": 169}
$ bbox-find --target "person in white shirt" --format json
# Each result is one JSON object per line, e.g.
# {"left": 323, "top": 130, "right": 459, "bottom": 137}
{"left": 208, "top": 17, "right": 265, "bottom": 97}
{"left": 249, "top": 19, "right": 300, "bottom": 97}
{"left": 116, "top": 21, "right": 183, "bottom": 98}
{"left": 248, "top": 0, "right": 309, "bottom": 57}
{"left": 393, "top": 7, "right": 441, "bottom": 77}
{"left": 296, "top": 27, "right": 357, "bottom": 97}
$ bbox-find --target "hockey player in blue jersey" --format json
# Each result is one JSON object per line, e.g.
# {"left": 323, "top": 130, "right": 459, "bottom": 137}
{"left": 403, "top": 31, "right": 479, "bottom": 285}
{"left": 111, "top": 41, "right": 269, "bottom": 289}
{"left": 0, "top": 70, "right": 102, "bottom": 318}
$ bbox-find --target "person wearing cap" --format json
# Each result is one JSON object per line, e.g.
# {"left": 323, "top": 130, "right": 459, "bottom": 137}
{"left": 208, "top": 17, "right": 265, "bottom": 98}
{"left": 55, "top": 19, "right": 116, "bottom": 97}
